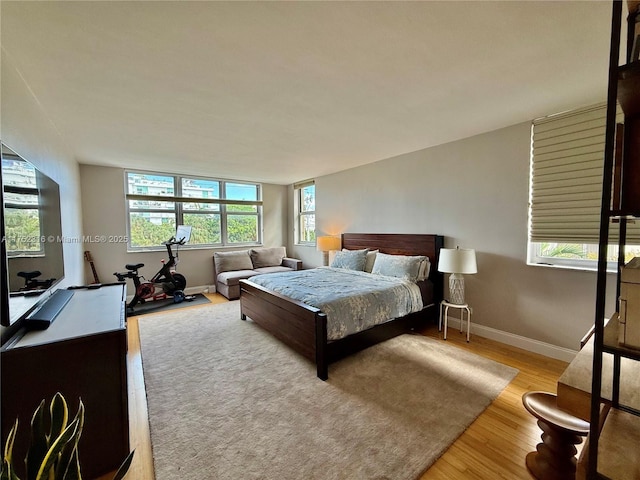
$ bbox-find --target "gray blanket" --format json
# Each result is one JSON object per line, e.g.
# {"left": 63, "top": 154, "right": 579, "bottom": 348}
{"left": 248, "top": 267, "right": 423, "bottom": 340}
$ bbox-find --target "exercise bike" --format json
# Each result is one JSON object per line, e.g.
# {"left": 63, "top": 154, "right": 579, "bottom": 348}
{"left": 17, "top": 271, "right": 56, "bottom": 292}
{"left": 114, "top": 235, "right": 190, "bottom": 312}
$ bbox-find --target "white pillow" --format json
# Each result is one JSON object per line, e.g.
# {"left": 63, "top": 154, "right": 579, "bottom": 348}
{"left": 331, "top": 249, "right": 368, "bottom": 271}
{"left": 371, "top": 252, "right": 427, "bottom": 282}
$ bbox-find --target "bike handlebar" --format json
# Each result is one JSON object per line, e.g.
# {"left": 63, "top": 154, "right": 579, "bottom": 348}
{"left": 163, "top": 236, "right": 187, "bottom": 246}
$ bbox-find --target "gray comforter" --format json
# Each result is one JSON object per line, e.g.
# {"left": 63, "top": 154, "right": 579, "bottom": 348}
{"left": 248, "top": 266, "right": 423, "bottom": 341}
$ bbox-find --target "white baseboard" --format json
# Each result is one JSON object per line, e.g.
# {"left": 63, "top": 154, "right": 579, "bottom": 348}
{"left": 443, "top": 317, "right": 578, "bottom": 363}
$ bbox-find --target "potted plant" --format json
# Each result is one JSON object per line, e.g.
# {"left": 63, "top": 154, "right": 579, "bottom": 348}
{"left": 1, "top": 392, "right": 134, "bottom": 480}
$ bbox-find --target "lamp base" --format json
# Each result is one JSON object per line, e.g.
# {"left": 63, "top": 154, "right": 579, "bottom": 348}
{"left": 449, "top": 273, "right": 466, "bottom": 305}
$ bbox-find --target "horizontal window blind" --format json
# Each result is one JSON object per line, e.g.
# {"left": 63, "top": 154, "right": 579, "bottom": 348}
{"left": 529, "top": 103, "right": 639, "bottom": 244}
{"left": 293, "top": 179, "right": 314, "bottom": 190}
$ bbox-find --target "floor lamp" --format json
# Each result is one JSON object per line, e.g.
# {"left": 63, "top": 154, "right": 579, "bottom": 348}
{"left": 438, "top": 247, "right": 477, "bottom": 305}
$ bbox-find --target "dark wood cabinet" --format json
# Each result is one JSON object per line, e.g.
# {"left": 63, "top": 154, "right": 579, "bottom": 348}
{"left": 1, "top": 284, "right": 129, "bottom": 480}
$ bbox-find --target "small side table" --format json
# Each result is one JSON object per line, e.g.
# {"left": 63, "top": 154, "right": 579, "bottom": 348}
{"left": 522, "top": 391, "right": 589, "bottom": 480}
{"left": 439, "top": 300, "right": 471, "bottom": 342}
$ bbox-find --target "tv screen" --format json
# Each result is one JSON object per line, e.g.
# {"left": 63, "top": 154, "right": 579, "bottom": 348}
{"left": 0, "top": 145, "right": 65, "bottom": 332}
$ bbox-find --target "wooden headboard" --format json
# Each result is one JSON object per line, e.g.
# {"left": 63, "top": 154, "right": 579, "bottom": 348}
{"left": 341, "top": 233, "right": 444, "bottom": 303}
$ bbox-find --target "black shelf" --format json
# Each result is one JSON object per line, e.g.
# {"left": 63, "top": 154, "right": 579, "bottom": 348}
{"left": 588, "top": 1, "right": 640, "bottom": 479}
{"left": 609, "top": 209, "right": 640, "bottom": 218}
{"left": 618, "top": 61, "right": 640, "bottom": 117}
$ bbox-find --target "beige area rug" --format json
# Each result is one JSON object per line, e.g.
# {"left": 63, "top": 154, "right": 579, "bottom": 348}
{"left": 138, "top": 301, "right": 518, "bottom": 480}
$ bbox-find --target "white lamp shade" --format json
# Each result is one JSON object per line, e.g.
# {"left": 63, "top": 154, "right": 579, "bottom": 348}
{"left": 438, "top": 248, "right": 477, "bottom": 274}
{"left": 317, "top": 236, "right": 341, "bottom": 252}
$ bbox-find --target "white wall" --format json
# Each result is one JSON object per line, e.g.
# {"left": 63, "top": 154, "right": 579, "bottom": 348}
{"left": 1, "top": 51, "right": 84, "bottom": 288}
{"left": 290, "top": 122, "right": 617, "bottom": 355}
{"left": 79, "top": 164, "right": 288, "bottom": 294}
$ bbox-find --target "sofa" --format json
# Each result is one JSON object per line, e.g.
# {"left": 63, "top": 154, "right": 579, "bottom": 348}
{"left": 213, "top": 246, "right": 302, "bottom": 299}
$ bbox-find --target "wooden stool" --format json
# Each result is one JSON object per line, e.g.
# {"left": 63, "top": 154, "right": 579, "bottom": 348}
{"left": 522, "top": 391, "right": 590, "bottom": 480}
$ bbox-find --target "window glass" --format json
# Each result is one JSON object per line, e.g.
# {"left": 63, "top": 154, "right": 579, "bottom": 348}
{"left": 2, "top": 159, "right": 42, "bottom": 253}
{"left": 226, "top": 182, "right": 259, "bottom": 201}
{"left": 129, "top": 212, "right": 177, "bottom": 248}
{"left": 298, "top": 184, "right": 315, "bottom": 244}
{"left": 182, "top": 178, "right": 220, "bottom": 199}
{"left": 301, "top": 184, "right": 315, "bottom": 212}
{"left": 227, "top": 214, "right": 259, "bottom": 243}
{"left": 125, "top": 171, "right": 261, "bottom": 249}
{"left": 127, "top": 173, "right": 175, "bottom": 196}
{"left": 183, "top": 213, "right": 221, "bottom": 244}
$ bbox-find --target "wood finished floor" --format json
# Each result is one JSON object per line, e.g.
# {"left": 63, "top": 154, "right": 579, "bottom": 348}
{"left": 111, "top": 294, "right": 568, "bottom": 480}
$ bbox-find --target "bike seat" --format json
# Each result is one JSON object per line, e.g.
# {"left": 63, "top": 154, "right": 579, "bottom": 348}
{"left": 126, "top": 263, "right": 144, "bottom": 271}
{"left": 18, "top": 271, "right": 42, "bottom": 281}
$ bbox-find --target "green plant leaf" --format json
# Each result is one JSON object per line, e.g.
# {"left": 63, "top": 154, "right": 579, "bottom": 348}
{"left": 1, "top": 459, "right": 20, "bottom": 480}
{"left": 60, "top": 448, "right": 81, "bottom": 480}
{"left": 26, "top": 401, "right": 47, "bottom": 480}
{"left": 55, "top": 402, "right": 84, "bottom": 480}
{"left": 1, "top": 419, "right": 20, "bottom": 480}
{"left": 34, "top": 418, "right": 79, "bottom": 480}
{"left": 111, "top": 450, "right": 134, "bottom": 480}
{"left": 2, "top": 419, "right": 18, "bottom": 464}
{"left": 48, "top": 394, "right": 68, "bottom": 444}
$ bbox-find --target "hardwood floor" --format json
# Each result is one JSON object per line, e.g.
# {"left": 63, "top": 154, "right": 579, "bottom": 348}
{"left": 117, "top": 296, "right": 568, "bottom": 480}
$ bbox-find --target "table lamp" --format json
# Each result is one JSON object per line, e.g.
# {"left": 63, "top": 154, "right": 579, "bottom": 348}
{"left": 438, "top": 247, "right": 477, "bottom": 305}
{"left": 317, "top": 236, "right": 341, "bottom": 266}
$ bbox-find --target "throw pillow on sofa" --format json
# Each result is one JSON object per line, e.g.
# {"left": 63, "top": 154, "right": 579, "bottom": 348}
{"left": 250, "top": 247, "right": 286, "bottom": 269}
{"left": 214, "top": 250, "right": 254, "bottom": 273}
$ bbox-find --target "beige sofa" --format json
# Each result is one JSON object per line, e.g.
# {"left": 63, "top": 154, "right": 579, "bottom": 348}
{"left": 213, "top": 246, "right": 302, "bottom": 299}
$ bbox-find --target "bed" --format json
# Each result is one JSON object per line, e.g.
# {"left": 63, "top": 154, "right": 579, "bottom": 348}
{"left": 239, "top": 233, "right": 444, "bottom": 380}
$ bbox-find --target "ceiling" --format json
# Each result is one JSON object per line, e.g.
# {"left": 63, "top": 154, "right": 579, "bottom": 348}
{"left": 0, "top": 1, "right": 614, "bottom": 185}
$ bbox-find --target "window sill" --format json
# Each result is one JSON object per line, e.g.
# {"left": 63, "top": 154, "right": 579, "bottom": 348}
{"left": 527, "top": 261, "right": 618, "bottom": 274}
{"left": 126, "top": 243, "right": 262, "bottom": 253}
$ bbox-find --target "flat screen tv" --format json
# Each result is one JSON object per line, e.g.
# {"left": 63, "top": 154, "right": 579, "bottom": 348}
{"left": 0, "top": 144, "right": 65, "bottom": 342}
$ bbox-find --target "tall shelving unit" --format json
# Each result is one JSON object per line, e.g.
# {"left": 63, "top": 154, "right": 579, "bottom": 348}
{"left": 588, "top": 1, "right": 640, "bottom": 479}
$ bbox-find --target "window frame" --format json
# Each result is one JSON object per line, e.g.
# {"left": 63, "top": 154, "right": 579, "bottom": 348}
{"left": 125, "top": 170, "right": 262, "bottom": 251}
{"left": 2, "top": 155, "right": 44, "bottom": 256}
{"left": 527, "top": 103, "right": 639, "bottom": 272}
{"left": 295, "top": 181, "right": 315, "bottom": 245}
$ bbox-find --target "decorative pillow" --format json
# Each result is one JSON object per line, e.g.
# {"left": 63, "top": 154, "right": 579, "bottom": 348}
{"left": 364, "top": 249, "right": 379, "bottom": 273}
{"left": 417, "top": 258, "right": 431, "bottom": 281}
{"left": 371, "top": 252, "right": 427, "bottom": 282}
{"left": 330, "top": 249, "right": 368, "bottom": 271}
{"left": 250, "top": 247, "right": 286, "bottom": 268}
{"left": 214, "top": 250, "right": 253, "bottom": 274}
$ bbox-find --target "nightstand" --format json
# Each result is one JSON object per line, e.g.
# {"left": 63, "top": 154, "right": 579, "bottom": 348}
{"left": 439, "top": 300, "right": 471, "bottom": 342}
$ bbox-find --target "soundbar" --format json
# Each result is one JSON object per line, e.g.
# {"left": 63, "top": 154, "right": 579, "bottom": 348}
{"left": 25, "top": 289, "right": 74, "bottom": 330}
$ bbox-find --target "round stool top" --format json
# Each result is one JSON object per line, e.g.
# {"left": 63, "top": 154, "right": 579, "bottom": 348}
{"left": 522, "top": 391, "right": 590, "bottom": 435}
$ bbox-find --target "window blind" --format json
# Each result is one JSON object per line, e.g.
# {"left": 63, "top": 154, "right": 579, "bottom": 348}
{"left": 529, "top": 103, "right": 638, "bottom": 244}
{"left": 293, "top": 179, "right": 315, "bottom": 190}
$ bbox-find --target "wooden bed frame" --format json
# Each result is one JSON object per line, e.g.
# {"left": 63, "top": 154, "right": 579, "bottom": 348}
{"left": 239, "top": 233, "right": 444, "bottom": 380}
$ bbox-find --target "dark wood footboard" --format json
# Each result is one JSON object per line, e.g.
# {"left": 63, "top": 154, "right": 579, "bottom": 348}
{"left": 240, "top": 279, "right": 329, "bottom": 379}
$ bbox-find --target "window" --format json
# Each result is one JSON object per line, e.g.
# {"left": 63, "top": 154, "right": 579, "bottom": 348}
{"left": 295, "top": 180, "right": 315, "bottom": 244}
{"left": 2, "top": 157, "right": 42, "bottom": 254}
{"left": 126, "top": 171, "right": 262, "bottom": 249}
{"left": 528, "top": 103, "right": 640, "bottom": 270}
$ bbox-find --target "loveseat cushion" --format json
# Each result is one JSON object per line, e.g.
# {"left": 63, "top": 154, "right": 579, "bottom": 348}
{"left": 250, "top": 247, "right": 286, "bottom": 269}
{"left": 217, "top": 269, "right": 257, "bottom": 287}
{"left": 252, "top": 265, "right": 294, "bottom": 275}
{"left": 214, "top": 250, "right": 253, "bottom": 274}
